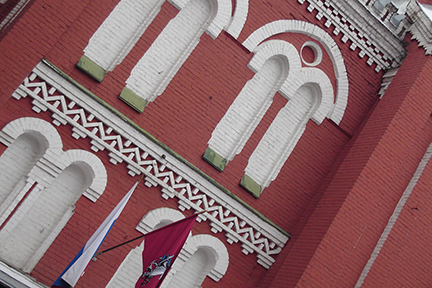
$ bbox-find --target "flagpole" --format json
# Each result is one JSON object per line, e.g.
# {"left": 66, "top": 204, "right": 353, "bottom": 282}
{"left": 92, "top": 210, "right": 206, "bottom": 260}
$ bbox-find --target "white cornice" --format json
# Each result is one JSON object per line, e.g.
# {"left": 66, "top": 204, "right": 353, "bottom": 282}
{"left": 299, "top": 0, "right": 408, "bottom": 71}
{"left": 407, "top": 1, "right": 432, "bottom": 54}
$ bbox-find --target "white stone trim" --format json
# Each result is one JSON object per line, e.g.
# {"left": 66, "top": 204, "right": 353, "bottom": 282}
{"left": 208, "top": 39, "right": 333, "bottom": 189}
{"left": 243, "top": 20, "right": 348, "bottom": 125}
{"left": 206, "top": 0, "right": 232, "bottom": 39}
{"left": 407, "top": 1, "right": 432, "bottom": 55}
{"left": 248, "top": 40, "right": 301, "bottom": 75}
{"left": 171, "top": 0, "right": 237, "bottom": 39}
{"left": 181, "top": 234, "right": 228, "bottom": 282}
{"left": 21, "top": 205, "right": 75, "bottom": 273}
{"left": 225, "top": 0, "right": 248, "bottom": 39}
{"left": 83, "top": 0, "right": 165, "bottom": 72}
{"left": 297, "top": 0, "right": 407, "bottom": 72}
{"left": 136, "top": 207, "right": 186, "bottom": 234}
{"left": 208, "top": 41, "right": 293, "bottom": 163}
{"left": 300, "top": 41, "right": 323, "bottom": 67}
{"left": 0, "top": 261, "right": 48, "bottom": 288}
{"left": 355, "top": 141, "right": 432, "bottom": 287}
{"left": 125, "top": 0, "right": 218, "bottom": 104}
{"left": 0, "top": 117, "right": 63, "bottom": 152}
{"left": 0, "top": 118, "right": 107, "bottom": 202}
{"left": 12, "top": 60, "right": 289, "bottom": 269}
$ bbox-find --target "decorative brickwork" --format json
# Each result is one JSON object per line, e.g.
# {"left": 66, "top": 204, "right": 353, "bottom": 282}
{"left": 12, "top": 60, "right": 289, "bottom": 269}
{"left": 297, "top": 0, "right": 407, "bottom": 72}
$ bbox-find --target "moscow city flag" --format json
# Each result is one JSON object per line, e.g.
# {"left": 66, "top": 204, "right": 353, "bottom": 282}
{"left": 52, "top": 179, "right": 141, "bottom": 288}
{"left": 135, "top": 214, "right": 198, "bottom": 288}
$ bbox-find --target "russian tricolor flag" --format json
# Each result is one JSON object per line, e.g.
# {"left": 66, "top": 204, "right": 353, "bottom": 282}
{"left": 52, "top": 179, "right": 141, "bottom": 287}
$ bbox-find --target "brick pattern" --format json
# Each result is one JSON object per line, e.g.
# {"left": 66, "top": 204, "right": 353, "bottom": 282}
{"left": 12, "top": 61, "right": 289, "bottom": 269}
{"left": 355, "top": 141, "right": 432, "bottom": 286}
{"left": 265, "top": 40, "right": 432, "bottom": 288}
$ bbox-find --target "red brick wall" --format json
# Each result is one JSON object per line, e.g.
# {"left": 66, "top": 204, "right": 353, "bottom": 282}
{"left": 0, "top": 0, "right": 389, "bottom": 287}
{"left": 260, "top": 39, "right": 432, "bottom": 287}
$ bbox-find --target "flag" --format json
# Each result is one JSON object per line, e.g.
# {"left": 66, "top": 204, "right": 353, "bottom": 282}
{"left": 52, "top": 179, "right": 141, "bottom": 288}
{"left": 135, "top": 214, "right": 198, "bottom": 288}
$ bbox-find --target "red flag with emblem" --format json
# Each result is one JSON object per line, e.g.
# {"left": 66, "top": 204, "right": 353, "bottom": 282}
{"left": 135, "top": 214, "right": 198, "bottom": 288}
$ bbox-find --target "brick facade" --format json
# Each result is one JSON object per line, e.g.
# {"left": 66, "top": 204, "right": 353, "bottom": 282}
{"left": 1, "top": 0, "right": 432, "bottom": 287}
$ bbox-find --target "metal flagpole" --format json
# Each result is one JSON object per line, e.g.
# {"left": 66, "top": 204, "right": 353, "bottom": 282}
{"left": 92, "top": 210, "right": 206, "bottom": 261}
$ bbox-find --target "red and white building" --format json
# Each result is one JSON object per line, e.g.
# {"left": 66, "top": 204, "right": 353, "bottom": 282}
{"left": 1, "top": 0, "right": 432, "bottom": 287}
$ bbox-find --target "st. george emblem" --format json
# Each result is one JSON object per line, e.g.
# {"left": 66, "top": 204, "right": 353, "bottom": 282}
{"left": 138, "top": 254, "right": 174, "bottom": 286}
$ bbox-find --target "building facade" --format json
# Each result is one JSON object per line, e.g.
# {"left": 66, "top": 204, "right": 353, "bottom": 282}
{"left": 1, "top": 0, "right": 432, "bottom": 287}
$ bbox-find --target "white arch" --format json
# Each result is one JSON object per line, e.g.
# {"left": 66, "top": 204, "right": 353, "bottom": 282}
{"left": 170, "top": 0, "right": 232, "bottom": 39}
{"left": 247, "top": 40, "right": 334, "bottom": 124}
{"left": 59, "top": 150, "right": 107, "bottom": 202}
{"left": 225, "top": 0, "right": 248, "bottom": 39}
{"left": 0, "top": 117, "right": 63, "bottom": 153}
{"left": 0, "top": 117, "right": 107, "bottom": 202}
{"left": 81, "top": 0, "right": 243, "bottom": 80}
{"left": 243, "top": 19, "right": 349, "bottom": 124}
{"left": 244, "top": 81, "right": 328, "bottom": 190}
{"left": 179, "top": 234, "right": 229, "bottom": 282}
{"left": 292, "top": 68, "right": 334, "bottom": 124}
{"left": 0, "top": 117, "right": 108, "bottom": 271}
{"left": 248, "top": 39, "right": 301, "bottom": 76}
{"left": 136, "top": 207, "right": 186, "bottom": 234}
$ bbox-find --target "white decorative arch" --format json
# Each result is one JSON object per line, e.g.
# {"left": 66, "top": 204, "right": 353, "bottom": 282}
{"left": 0, "top": 117, "right": 107, "bottom": 204}
{"left": 292, "top": 68, "right": 334, "bottom": 124}
{"left": 136, "top": 207, "right": 186, "bottom": 234}
{"left": 59, "top": 150, "right": 108, "bottom": 202}
{"left": 205, "top": 38, "right": 335, "bottom": 196}
{"left": 80, "top": 0, "right": 246, "bottom": 82}
{"left": 179, "top": 234, "right": 229, "bottom": 282}
{"left": 0, "top": 117, "right": 63, "bottom": 153}
{"left": 225, "top": 0, "right": 248, "bottom": 39}
{"left": 244, "top": 39, "right": 334, "bottom": 124}
{"left": 243, "top": 19, "right": 349, "bottom": 124}
{"left": 0, "top": 118, "right": 107, "bottom": 272}
{"left": 248, "top": 39, "right": 301, "bottom": 75}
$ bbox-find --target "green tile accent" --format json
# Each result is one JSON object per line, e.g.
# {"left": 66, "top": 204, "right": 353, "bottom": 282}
{"left": 76, "top": 55, "right": 107, "bottom": 82}
{"left": 241, "top": 174, "right": 263, "bottom": 198}
{"left": 41, "top": 58, "right": 290, "bottom": 238}
{"left": 119, "top": 87, "right": 148, "bottom": 113}
{"left": 202, "top": 147, "right": 227, "bottom": 172}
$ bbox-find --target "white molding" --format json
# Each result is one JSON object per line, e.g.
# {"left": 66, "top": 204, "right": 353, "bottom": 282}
{"left": 226, "top": 0, "right": 248, "bottom": 39}
{"left": 0, "top": 261, "right": 48, "bottom": 288}
{"left": 297, "top": 0, "right": 407, "bottom": 72}
{"left": 136, "top": 207, "right": 185, "bottom": 233}
{"left": 182, "top": 234, "right": 229, "bottom": 282}
{"left": 407, "top": 2, "right": 432, "bottom": 55}
{"left": 12, "top": 61, "right": 290, "bottom": 269}
{"left": 300, "top": 41, "right": 323, "bottom": 67}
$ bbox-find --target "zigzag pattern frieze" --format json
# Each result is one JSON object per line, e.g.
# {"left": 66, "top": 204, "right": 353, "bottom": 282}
{"left": 15, "top": 73, "right": 286, "bottom": 268}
